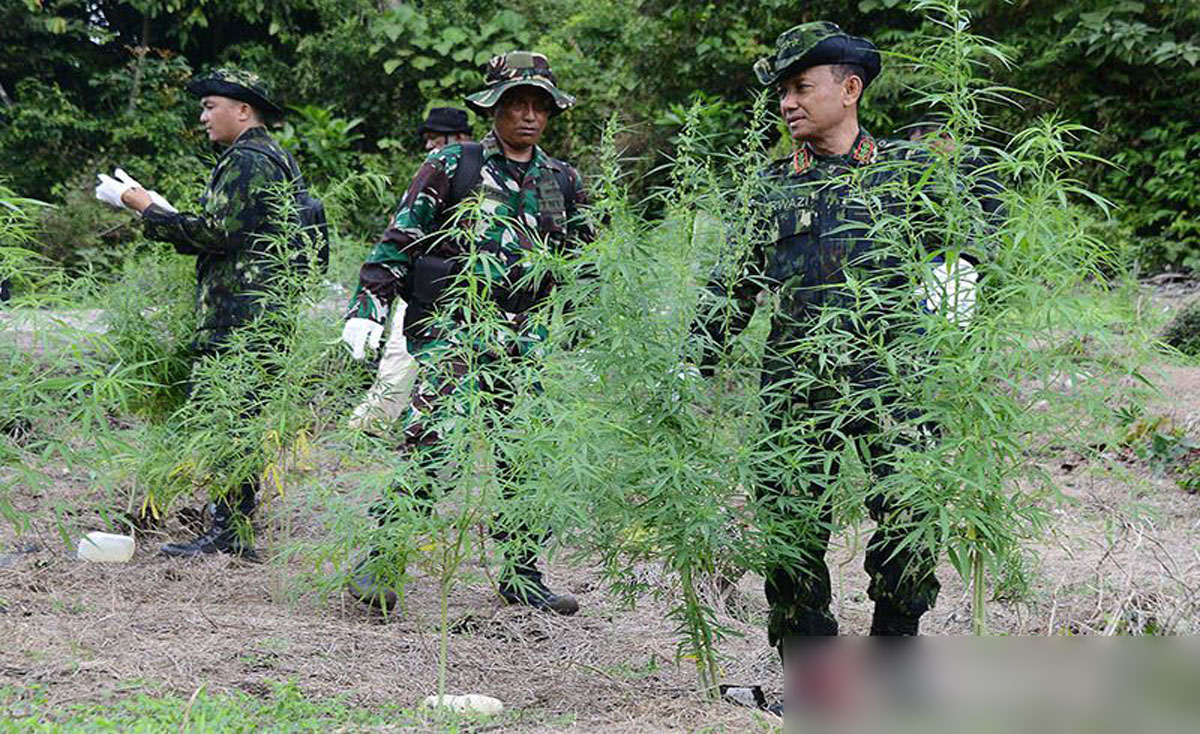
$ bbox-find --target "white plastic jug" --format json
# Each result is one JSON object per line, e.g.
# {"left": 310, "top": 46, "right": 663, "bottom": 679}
{"left": 422, "top": 694, "right": 504, "bottom": 716}
{"left": 77, "top": 531, "right": 135, "bottom": 563}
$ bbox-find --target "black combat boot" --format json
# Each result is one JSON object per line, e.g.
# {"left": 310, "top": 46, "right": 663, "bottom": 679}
{"left": 160, "top": 484, "right": 256, "bottom": 559}
{"left": 869, "top": 602, "right": 922, "bottom": 636}
{"left": 498, "top": 564, "right": 579, "bottom": 616}
{"left": 346, "top": 551, "right": 401, "bottom": 613}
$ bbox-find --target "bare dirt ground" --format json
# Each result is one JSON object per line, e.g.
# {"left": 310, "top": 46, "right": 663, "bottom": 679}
{"left": 2, "top": 284, "right": 1199, "bottom": 731}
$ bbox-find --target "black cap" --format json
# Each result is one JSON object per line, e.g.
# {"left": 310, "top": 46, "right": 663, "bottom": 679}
{"left": 754, "top": 22, "right": 881, "bottom": 89}
{"left": 418, "top": 107, "right": 471, "bottom": 135}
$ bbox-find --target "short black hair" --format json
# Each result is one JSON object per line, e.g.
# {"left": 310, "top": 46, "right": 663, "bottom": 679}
{"left": 830, "top": 63, "right": 866, "bottom": 86}
{"left": 830, "top": 63, "right": 867, "bottom": 104}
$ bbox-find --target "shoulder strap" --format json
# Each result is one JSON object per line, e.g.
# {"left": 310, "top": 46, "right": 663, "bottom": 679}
{"left": 447, "top": 142, "right": 485, "bottom": 208}
{"left": 550, "top": 160, "right": 577, "bottom": 219}
{"left": 232, "top": 140, "right": 307, "bottom": 192}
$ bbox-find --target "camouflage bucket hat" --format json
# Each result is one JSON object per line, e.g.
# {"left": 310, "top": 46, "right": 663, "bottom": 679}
{"left": 186, "top": 68, "right": 284, "bottom": 118}
{"left": 464, "top": 51, "right": 575, "bottom": 116}
{"left": 753, "top": 21, "right": 881, "bottom": 88}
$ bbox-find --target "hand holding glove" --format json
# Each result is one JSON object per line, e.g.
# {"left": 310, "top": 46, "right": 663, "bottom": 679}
{"left": 94, "top": 172, "right": 132, "bottom": 211}
{"left": 341, "top": 317, "right": 386, "bottom": 360}
{"left": 94, "top": 168, "right": 177, "bottom": 214}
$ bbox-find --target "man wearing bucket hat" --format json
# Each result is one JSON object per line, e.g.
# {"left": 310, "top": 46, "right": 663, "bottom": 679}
{"left": 95, "top": 68, "right": 312, "bottom": 559}
{"left": 703, "top": 23, "right": 943, "bottom": 651}
{"left": 341, "top": 51, "right": 589, "bottom": 615}
{"left": 418, "top": 107, "right": 473, "bottom": 153}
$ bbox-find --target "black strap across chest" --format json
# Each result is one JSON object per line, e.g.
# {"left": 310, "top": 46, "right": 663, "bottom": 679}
{"left": 446, "top": 141, "right": 576, "bottom": 220}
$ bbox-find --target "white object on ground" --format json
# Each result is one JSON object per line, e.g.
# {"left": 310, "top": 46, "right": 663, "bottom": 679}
{"left": 77, "top": 531, "right": 135, "bottom": 563}
{"left": 348, "top": 300, "right": 418, "bottom": 432}
{"left": 422, "top": 694, "right": 504, "bottom": 716}
{"left": 341, "top": 316, "right": 386, "bottom": 360}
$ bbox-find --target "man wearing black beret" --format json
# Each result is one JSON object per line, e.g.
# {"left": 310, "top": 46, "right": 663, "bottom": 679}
{"left": 706, "top": 22, "right": 942, "bottom": 650}
{"left": 95, "top": 68, "right": 312, "bottom": 559}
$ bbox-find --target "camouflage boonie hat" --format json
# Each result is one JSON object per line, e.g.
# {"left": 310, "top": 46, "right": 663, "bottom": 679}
{"left": 186, "top": 68, "right": 284, "bottom": 118}
{"left": 754, "top": 21, "right": 881, "bottom": 88}
{"left": 464, "top": 51, "right": 575, "bottom": 116}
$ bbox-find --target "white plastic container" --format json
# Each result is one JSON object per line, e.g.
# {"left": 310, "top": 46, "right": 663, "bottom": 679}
{"left": 422, "top": 694, "right": 504, "bottom": 716}
{"left": 76, "top": 531, "right": 135, "bottom": 563}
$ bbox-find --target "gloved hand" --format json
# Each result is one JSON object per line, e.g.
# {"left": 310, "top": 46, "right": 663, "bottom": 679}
{"left": 341, "top": 317, "right": 386, "bottom": 360}
{"left": 94, "top": 172, "right": 132, "bottom": 211}
{"left": 113, "top": 169, "right": 177, "bottom": 214}
{"left": 920, "top": 256, "right": 978, "bottom": 325}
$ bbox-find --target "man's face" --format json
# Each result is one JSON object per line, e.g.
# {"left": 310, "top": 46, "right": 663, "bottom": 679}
{"left": 422, "top": 132, "right": 469, "bottom": 153}
{"left": 199, "top": 95, "right": 253, "bottom": 145}
{"left": 777, "top": 65, "right": 857, "bottom": 142}
{"left": 492, "top": 86, "right": 552, "bottom": 151}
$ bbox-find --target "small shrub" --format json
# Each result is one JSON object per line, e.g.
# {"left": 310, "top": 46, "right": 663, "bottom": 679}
{"left": 1162, "top": 298, "right": 1200, "bottom": 358}
{"left": 34, "top": 172, "right": 143, "bottom": 280}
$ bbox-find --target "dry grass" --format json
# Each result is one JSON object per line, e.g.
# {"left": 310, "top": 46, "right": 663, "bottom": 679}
{"left": 3, "top": 284, "right": 1200, "bottom": 729}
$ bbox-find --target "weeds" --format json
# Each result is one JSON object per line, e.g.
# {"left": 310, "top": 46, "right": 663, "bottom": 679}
{"left": 0, "top": 0, "right": 1157, "bottom": 704}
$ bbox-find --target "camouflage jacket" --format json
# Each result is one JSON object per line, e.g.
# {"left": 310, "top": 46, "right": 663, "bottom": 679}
{"left": 349, "top": 130, "right": 590, "bottom": 339}
{"left": 711, "top": 128, "right": 924, "bottom": 380}
{"left": 142, "top": 126, "right": 299, "bottom": 351}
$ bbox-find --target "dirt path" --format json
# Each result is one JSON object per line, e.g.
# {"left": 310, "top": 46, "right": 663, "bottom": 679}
{"left": 3, "top": 290, "right": 1200, "bottom": 730}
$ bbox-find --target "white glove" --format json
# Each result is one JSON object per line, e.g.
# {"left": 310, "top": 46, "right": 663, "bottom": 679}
{"left": 145, "top": 189, "right": 177, "bottom": 213}
{"left": 114, "top": 168, "right": 177, "bottom": 215}
{"left": 94, "top": 173, "right": 131, "bottom": 210}
{"left": 341, "top": 318, "right": 386, "bottom": 360}
{"left": 920, "top": 256, "right": 978, "bottom": 325}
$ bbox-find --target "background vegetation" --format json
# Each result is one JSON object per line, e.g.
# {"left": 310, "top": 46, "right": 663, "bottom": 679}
{"left": 1, "top": 0, "right": 1197, "bottom": 276}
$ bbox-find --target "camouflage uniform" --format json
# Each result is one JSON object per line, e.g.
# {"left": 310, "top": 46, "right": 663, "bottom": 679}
{"left": 143, "top": 69, "right": 300, "bottom": 557}
{"left": 347, "top": 53, "right": 588, "bottom": 612}
{"left": 143, "top": 69, "right": 295, "bottom": 354}
{"left": 715, "top": 23, "right": 941, "bottom": 640}
{"left": 349, "top": 130, "right": 589, "bottom": 452}
{"left": 144, "top": 126, "right": 298, "bottom": 352}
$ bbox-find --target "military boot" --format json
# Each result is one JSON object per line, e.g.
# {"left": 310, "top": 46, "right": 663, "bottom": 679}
{"left": 498, "top": 564, "right": 579, "bottom": 616}
{"left": 346, "top": 551, "right": 402, "bottom": 613}
{"left": 869, "top": 602, "right": 921, "bottom": 636}
{"left": 160, "top": 484, "right": 256, "bottom": 559}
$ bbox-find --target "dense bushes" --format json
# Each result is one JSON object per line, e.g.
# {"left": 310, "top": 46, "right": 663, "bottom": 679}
{"left": 1, "top": 0, "right": 1198, "bottom": 276}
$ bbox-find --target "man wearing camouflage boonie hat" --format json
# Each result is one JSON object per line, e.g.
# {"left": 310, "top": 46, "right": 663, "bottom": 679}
{"left": 702, "top": 23, "right": 943, "bottom": 652}
{"left": 95, "top": 68, "right": 312, "bottom": 560}
{"left": 342, "top": 51, "right": 590, "bottom": 616}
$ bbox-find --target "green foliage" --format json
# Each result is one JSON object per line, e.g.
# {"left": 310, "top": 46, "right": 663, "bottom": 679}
{"left": 0, "top": 0, "right": 1168, "bottom": 700}
{"left": 4, "top": 0, "right": 1196, "bottom": 276}
{"left": 0, "top": 182, "right": 53, "bottom": 297}
{"left": 1107, "top": 122, "right": 1200, "bottom": 272}
{"left": 1162, "top": 297, "right": 1200, "bottom": 357}
{"left": 370, "top": 5, "right": 533, "bottom": 109}
{"left": 276, "top": 104, "right": 364, "bottom": 185}
{"left": 0, "top": 680, "right": 448, "bottom": 732}
{"left": 0, "top": 79, "right": 103, "bottom": 200}
{"left": 33, "top": 173, "right": 144, "bottom": 280}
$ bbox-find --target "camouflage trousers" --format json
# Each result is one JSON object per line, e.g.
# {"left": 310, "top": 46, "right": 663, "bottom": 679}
{"left": 759, "top": 386, "right": 940, "bottom": 642}
{"left": 370, "top": 336, "right": 543, "bottom": 567}
{"left": 184, "top": 341, "right": 265, "bottom": 516}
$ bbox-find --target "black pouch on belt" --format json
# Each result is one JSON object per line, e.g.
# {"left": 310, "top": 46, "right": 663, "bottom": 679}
{"left": 411, "top": 255, "right": 461, "bottom": 306}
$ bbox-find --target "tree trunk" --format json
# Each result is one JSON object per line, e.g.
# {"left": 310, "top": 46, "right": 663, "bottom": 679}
{"left": 126, "top": 14, "right": 152, "bottom": 114}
